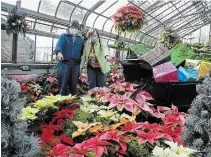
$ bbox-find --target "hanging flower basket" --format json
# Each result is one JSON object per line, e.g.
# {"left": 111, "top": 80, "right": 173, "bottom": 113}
{"left": 112, "top": 4, "right": 147, "bottom": 33}
{"left": 6, "top": 9, "right": 29, "bottom": 37}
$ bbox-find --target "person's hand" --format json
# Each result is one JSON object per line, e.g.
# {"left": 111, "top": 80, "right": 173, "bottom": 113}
{"left": 105, "top": 55, "right": 112, "bottom": 62}
{"left": 80, "top": 70, "right": 83, "bottom": 79}
{"left": 57, "top": 53, "right": 64, "bottom": 61}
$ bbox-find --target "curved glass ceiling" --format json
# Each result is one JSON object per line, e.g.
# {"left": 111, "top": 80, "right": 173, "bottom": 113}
{"left": 2, "top": 0, "right": 211, "bottom": 46}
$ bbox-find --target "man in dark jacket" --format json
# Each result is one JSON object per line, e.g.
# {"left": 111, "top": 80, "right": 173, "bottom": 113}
{"left": 55, "top": 20, "right": 84, "bottom": 95}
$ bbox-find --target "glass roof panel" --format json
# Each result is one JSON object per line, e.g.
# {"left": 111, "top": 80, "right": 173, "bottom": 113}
{"left": 103, "top": 20, "right": 114, "bottom": 33}
{"left": 39, "top": 0, "right": 60, "bottom": 16}
{"left": 66, "top": 0, "right": 81, "bottom": 4}
{"left": 35, "top": 20, "right": 53, "bottom": 32}
{"left": 70, "top": 8, "right": 87, "bottom": 23}
{"left": 52, "top": 24, "right": 67, "bottom": 35}
{"left": 79, "top": 0, "right": 99, "bottom": 9}
{"left": 94, "top": 16, "right": 107, "bottom": 30}
{"left": 131, "top": 32, "right": 139, "bottom": 40}
{"left": 102, "top": 0, "right": 128, "bottom": 17}
{"left": 21, "top": 0, "right": 40, "bottom": 11}
{"left": 1, "top": 0, "right": 17, "bottom": 5}
{"left": 86, "top": 13, "right": 98, "bottom": 27}
{"left": 95, "top": 0, "right": 117, "bottom": 13}
{"left": 56, "top": 2, "right": 74, "bottom": 20}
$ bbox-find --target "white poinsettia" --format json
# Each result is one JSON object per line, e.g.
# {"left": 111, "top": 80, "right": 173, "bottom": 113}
{"left": 152, "top": 141, "right": 197, "bottom": 157}
{"left": 80, "top": 104, "right": 107, "bottom": 113}
{"left": 165, "top": 141, "right": 197, "bottom": 155}
{"left": 81, "top": 95, "right": 96, "bottom": 105}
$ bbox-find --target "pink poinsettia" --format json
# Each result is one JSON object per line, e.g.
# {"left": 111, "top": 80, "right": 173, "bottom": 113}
{"left": 107, "top": 94, "right": 138, "bottom": 112}
{"left": 80, "top": 73, "right": 88, "bottom": 83}
{"left": 109, "top": 82, "right": 136, "bottom": 93}
{"left": 137, "top": 131, "right": 164, "bottom": 145}
{"left": 47, "top": 76, "right": 57, "bottom": 83}
{"left": 88, "top": 87, "right": 110, "bottom": 96}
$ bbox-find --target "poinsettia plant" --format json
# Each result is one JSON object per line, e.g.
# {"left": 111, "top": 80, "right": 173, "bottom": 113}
{"left": 112, "top": 4, "right": 147, "bottom": 33}
{"left": 15, "top": 71, "right": 195, "bottom": 157}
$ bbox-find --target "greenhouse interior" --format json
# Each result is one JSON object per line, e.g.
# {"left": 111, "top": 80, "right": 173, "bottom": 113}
{"left": 1, "top": 0, "right": 211, "bottom": 157}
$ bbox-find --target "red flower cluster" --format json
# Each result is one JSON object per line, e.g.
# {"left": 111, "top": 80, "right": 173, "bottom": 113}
{"left": 112, "top": 4, "right": 146, "bottom": 33}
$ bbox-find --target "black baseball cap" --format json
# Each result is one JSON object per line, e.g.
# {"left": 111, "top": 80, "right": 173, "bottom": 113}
{"left": 70, "top": 20, "right": 80, "bottom": 30}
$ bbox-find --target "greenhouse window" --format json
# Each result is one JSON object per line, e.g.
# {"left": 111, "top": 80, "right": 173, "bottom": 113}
{"left": 86, "top": 13, "right": 98, "bottom": 27}
{"left": 79, "top": 0, "right": 99, "bottom": 9}
{"left": 17, "top": 34, "right": 35, "bottom": 63}
{"left": 1, "top": 0, "right": 17, "bottom": 6}
{"left": 56, "top": 2, "right": 75, "bottom": 21}
{"left": 35, "top": 36, "right": 53, "bottom": 63}
{"left": 34, "top": 20, "right": 53, "bottom": 32}
{"left": 21, "top": 0, "right": 40, "bottom": 12}
{"left": 70, "top": 7, "right": 87, "bottom": 23}
{"left": 39, "top": 0, "right": 60, "bottom": 16}
{"left": 1, "top": 30, "right": 13, "bottom": 62}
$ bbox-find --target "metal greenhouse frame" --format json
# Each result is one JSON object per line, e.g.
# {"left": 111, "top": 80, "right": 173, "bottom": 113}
{"left": 1, "top": 0, "right": 211, "bottom": 74}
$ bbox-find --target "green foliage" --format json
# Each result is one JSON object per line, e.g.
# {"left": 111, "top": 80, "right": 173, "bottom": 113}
{"left": 114, "top": 40, "right": 128, "bottom": 51}
{"left": 186, "top": 42, "right": 211, "bottom": 54}
{"left": 72, "top": 109, "right": 95, "bottom": 123}
{"left": 127, "top": 138, "right": 152, "bottom": 157}
{"left": 159, "top": 29, "right": 181, "bottom": 49}
{"left": 171, "top": 43, "right": 196, "bottom": 66}
{"left": 1, "top": 77, "right": 40, "bottom": 157}
{"left": 182, "top": 76, "right": 211, "bottom": 157}
{"left": 19, "top": 95, "right": 75, "bottom": 120}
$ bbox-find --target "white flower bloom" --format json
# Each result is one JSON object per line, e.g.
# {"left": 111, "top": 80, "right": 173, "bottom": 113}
{"left": 17, "top": 20, "right": 21, "bottom": 24}
{"left": 152, "top": 141, "right": 197, "bottom": 157}
{"left": 152, "top": 146, "right": 163, "bottom": 156}
{"left": 12, "top": 23, "right": 16, "bottom": 26}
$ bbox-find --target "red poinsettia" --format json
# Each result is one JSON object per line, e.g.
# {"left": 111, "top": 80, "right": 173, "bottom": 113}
{"left": 45, "top": 144, "right": 71, "bottom": 157}
{"left": 137, "top": 131, "right": 164, "bottom": 145}
{"left": 40, "top": 122, "right": 64, "bottom": 132}
{"left": 51, "top": 109, "right": 74, "bottom": 124}
{"left": 82, "top": 137, "right": 113, "bottom": 157}
{"left": 41, "top": 127, "right": 55, "bottom": 144}
{"left": 99, "top": 131, "right": 127, "bottom": 153}
{"left": 120, "top": 122, "right": 143, "bottom": 133}
{"left": 59, "top": 134, "right": 74, "bottom": 145}
{"left": 20, "top": 85, "right": 29, "bottom": 91}
{"left": 161, "top": 126, "right": 183, "bottom": 144}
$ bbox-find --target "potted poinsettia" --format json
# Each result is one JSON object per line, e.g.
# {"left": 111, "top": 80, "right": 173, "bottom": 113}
{"left": 112, "top": 4, "right": 147, "bottom": 33}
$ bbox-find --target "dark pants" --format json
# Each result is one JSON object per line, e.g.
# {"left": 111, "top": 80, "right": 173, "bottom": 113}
{"left": 57, "top": 61, "right": 80, "bottom": 96}
{"left": 87, "top": 67, "right": 106, "bottom": 90}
